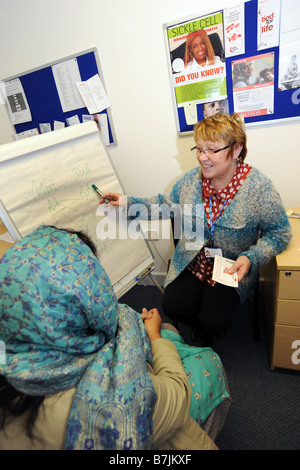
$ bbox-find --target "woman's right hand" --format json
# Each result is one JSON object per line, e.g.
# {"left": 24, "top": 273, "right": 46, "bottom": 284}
{"left": 99, "top": 192, "right": 122, "bottom": 206}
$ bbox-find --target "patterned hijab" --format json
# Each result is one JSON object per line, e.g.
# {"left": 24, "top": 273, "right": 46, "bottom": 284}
{"left": 0, "top": 225, "right": 156, "bottom": 449}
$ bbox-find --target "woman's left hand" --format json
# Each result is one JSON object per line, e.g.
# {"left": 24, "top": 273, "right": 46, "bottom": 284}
{"left": 140, "top": 308, "right": 162, "bottom": 342}
{"left": 140, "top": 308, "right": 154, "bottom": 321}
{"left": 227, "top": 255, "right": 251, "bottom": 282}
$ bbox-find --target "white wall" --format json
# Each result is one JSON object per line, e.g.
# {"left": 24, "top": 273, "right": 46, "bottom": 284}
{"left": 0, "top": 0, "right": 299, "bottom": 280}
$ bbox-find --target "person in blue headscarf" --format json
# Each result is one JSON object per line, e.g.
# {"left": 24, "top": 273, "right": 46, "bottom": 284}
{"left": 0, "top": 225, "right": 228, "bottom": 450}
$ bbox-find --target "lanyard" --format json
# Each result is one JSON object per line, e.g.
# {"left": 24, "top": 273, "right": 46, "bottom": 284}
{"left": 209, "top": 196, "right": 228, "bottom": 244}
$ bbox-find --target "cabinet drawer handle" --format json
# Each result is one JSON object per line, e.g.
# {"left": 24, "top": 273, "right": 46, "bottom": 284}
{"left": 285, "top": 271, "right": 292, "bottom": 277}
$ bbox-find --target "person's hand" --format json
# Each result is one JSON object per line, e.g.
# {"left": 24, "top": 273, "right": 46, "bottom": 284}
{"left": 141, "top": 308, "right": 162, "bottom": 342}
{"left": 99, "top": 192, "right": 123, "bottom": 206}
{"left": 140, "top": 307, "right": 153, "bottom": 321}
{"left": 227, "top": 255, "right": 251, "bottom": 282}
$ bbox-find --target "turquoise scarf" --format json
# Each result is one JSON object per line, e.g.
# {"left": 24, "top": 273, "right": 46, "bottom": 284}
{"left": 0, "top": 225, "right": 156, "bottom": 450}
{"left": 160, "top": 330, "right": 230, "bottom": 426}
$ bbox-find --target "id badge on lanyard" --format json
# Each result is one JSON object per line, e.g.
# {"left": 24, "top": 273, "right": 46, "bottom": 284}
{"left": 205, "top": 196, "right": 228, "bottom": 259}
{"left": 204, "top": 246, "right": 223, "bottom": 259}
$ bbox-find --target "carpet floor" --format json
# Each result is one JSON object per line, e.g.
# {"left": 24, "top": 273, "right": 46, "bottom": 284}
{"left": 120, "top": 284, "right": 300, "bottom": 450}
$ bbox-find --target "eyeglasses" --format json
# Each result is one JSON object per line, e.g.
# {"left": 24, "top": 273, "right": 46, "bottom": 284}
{"left": 190, "top": 142, "right": 235, "bottom": 156}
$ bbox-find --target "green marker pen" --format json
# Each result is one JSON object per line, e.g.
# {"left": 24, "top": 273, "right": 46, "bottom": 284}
{"left": 92, "top": 184, "right": 110, "bottom": 203}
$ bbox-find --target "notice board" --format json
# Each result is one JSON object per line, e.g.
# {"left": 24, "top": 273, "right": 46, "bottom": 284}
{"left": 2, "top": 48, "right": 116, "bottom": 145}
{"left": 163, "top": 0, "right": 300, "bottom": 134}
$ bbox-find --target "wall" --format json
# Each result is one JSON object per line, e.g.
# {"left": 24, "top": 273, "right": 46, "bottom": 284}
{"left": 0, "top": 0, "right": 299, "bottom": 282}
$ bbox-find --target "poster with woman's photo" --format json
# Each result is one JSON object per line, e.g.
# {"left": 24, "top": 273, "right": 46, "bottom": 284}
{"left": 232, "top": 52, "right": 275, "bottom": 117}
{"left": 166, "top": 11, "right": 227, "bottom": 107}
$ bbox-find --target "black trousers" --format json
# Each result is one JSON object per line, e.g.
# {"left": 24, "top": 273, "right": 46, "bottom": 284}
{"left": 162, "top": 269, "right": 240, "bottom": 337}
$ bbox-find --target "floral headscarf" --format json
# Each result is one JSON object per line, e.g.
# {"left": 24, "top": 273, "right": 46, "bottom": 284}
{"left": 0, "top": 225, "right": 156, "bottom": 450}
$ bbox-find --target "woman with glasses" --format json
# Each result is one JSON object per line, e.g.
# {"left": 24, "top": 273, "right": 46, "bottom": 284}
{"left": 100, "top": 113, "right": 291, "bottom": 346}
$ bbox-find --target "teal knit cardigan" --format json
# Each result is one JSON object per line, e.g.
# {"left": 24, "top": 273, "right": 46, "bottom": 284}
{"left": 128, "top": 166, "right": 292, "bottom": 303}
